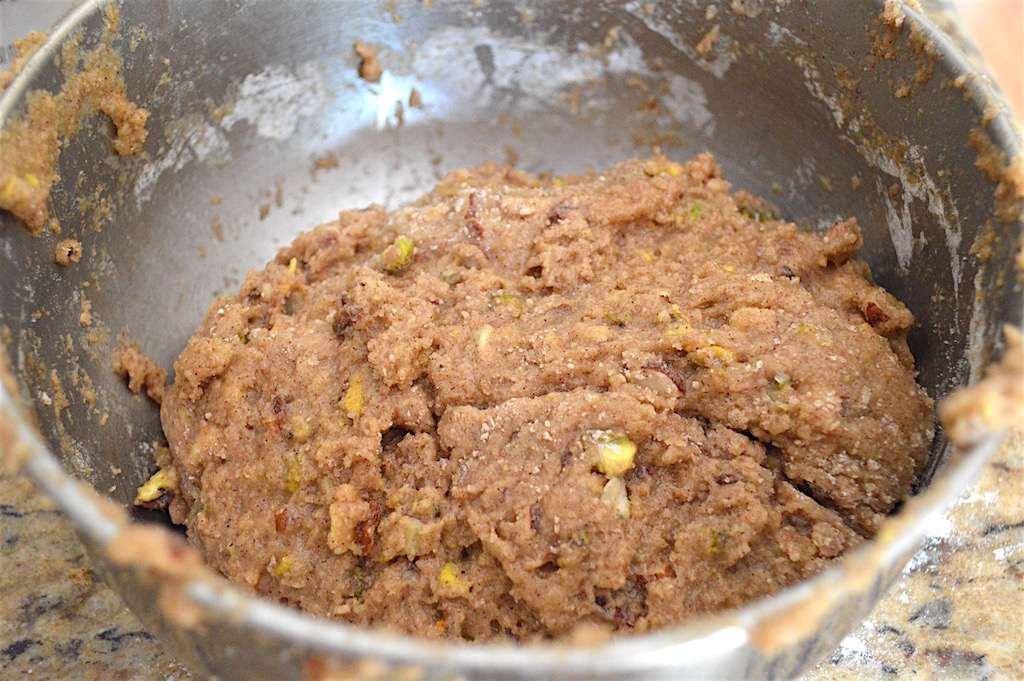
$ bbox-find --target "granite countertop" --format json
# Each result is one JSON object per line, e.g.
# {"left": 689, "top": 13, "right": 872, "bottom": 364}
{"left": 1, "top": 2, "right": 1022, "bottom": 680}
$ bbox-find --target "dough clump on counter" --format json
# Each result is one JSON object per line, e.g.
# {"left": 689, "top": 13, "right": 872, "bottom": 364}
{"left": 158, "top": 153, "right": 934, "bottom": 640}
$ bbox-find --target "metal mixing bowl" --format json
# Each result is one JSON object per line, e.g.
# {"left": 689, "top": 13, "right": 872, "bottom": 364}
{"left": 1, "top": 1, "right": 1022, "bottom": 679}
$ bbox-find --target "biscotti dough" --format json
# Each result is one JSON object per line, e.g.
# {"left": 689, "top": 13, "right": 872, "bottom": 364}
{"left": 158, "top": 153, "right": 933, "bottom": 641}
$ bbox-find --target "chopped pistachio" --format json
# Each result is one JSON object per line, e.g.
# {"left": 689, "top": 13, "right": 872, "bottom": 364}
{"left": 382, "top": 236, "right": 415, "bottom": 272}
{"left": 605, "top": 312, "right": 627, "bottom": 327}
{"left": 135, "top": 468, "right": 173, "bottom": 503}
{"left": 437, "top": 562, "right": 471, "bottom": 598}
{"left": 795, "top": 324, "right": 832, "bottom": 344}
{"left": 403, "top": 516, "right": 426, "bottom": 559}
{"left": 707, "top": 346, "right": 735, "bottom": 360}
{"left": 688, "top": 345, "right": 736, "bottom": 367}
{"left": 593, "top": 432, "right": 637, "bottom": 477}
{"left": 346, "top": 566, "right": 371, "bottom": 598}
{"left": 438, "top": 561, "right": 458, "bottom": 581}
{"left": 272, "top": 553, "right": 294, "bottom": 577}
{"left": 655, "top": 304, "right": 684, "bottom": 324}
{"left": 288, "top": 257, "right": 298, "bottom": 273}
{"left": 492, "top": 289, "right": 521, "bottom": 305}
{"left": 601, "top": 477, "right": 630, "bottom": 518}
{"left": 689, "top": 201, "right": 703, "bottom": 220}
{"left": 664, "top": 323, "right": 693, "bottom": 337}
{"left": 643, "top": 160, "right": 684, "bottom": 177}
{"left": 288, "top": 415, "right": 312, "bottom": 443}
{"left": 491, "top": 289, "right": 523, "bottom": 316}
{"left": 639, "top": 249, "right": 655, "bottom": 263}
{"left": 2, "top": 174, "right": 41, "bottom": 201}
{"left": 284, "top": 456, "right": 299, "bottom": 489}
{"left": 441, "top": 269, "right": 464, "bottom": 286}
{"left": 284, "top": 456, "right": 302, "bottom": 493}
{"left": 343, "top": 375, "right": 365, "bottom": 419}
{"left": 708, "top": 529, "right": 729, "bottom": 553}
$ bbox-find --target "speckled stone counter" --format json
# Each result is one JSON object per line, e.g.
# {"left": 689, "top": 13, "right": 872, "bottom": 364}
{"left": 804, "top": 430, "right": 1024, "bottom": 680}
{"left": 2, "top": 431, "right": 1021, "bottom": 680}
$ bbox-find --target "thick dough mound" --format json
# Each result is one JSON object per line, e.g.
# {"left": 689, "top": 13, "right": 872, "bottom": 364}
{"left": 161, "top": 154, "right": 933, "bottom": 641}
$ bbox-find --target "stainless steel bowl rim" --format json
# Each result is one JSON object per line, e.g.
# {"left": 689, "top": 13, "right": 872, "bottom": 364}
{"left": 0, "top": 0, "right": 1018, "bottom": 676}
